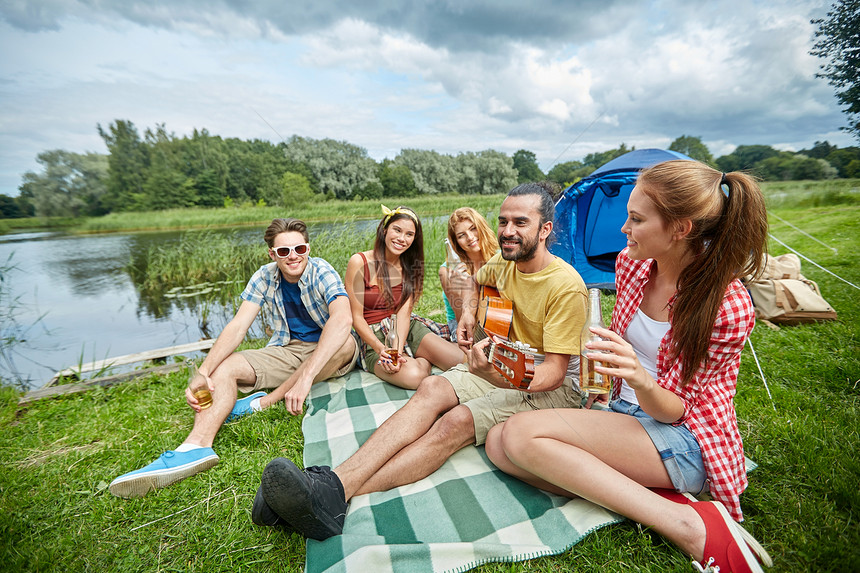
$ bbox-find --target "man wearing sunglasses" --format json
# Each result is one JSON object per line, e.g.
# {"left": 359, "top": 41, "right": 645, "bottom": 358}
{"left": 109, "top": 218, "right": 358, "bottom": 499}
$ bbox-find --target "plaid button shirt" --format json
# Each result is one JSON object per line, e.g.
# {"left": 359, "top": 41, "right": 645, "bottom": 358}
{"left": 241, "top": 257, "right": 348, "bottom": 347}
{"left": 610, "top": 248, "right": 753, "bottom": 521}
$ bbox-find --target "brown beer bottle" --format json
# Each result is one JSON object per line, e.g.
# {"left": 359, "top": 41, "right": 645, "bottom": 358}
{"left": 580, "top": 288, "right": 611, "bottom": 394}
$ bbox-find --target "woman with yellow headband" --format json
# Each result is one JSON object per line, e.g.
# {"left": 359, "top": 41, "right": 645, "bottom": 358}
{"left": 344, "top": 205, "right": 465, "bottom": 389}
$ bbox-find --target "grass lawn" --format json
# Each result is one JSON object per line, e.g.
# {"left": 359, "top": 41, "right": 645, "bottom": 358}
{"left": 1, "top": 184, "right": 858, "bottom": 572}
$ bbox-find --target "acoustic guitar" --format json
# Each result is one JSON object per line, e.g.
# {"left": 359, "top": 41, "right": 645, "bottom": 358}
{"left": 473, "top": 286, "right": 545, "bottom": 389}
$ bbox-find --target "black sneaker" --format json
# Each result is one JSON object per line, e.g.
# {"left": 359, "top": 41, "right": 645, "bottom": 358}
{"left": 260, "top": 457, "right": 347, "bottom": 540}
{"left": 251, "top": 485, "right": 295, "bottom": 533}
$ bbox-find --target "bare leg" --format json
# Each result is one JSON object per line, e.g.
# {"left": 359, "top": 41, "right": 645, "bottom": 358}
{"left": 312, "top": 335, "right": 357, "bottom": 382}
{"left": 334, "top": 375, "right": 460, "bottom": 499}
{"left": 484, "top": 423, "right": 574, "bottom": 497}
{"left": 184, "top": 353, "right": 256, "bottom": 447}
{"left": 374, "top": 356, "right": 432, "bottom": 390}
{"left": 353, "top": 404, "right": 476, "bottom": 496}
{"left": 490, "top": 409, "right": 707, "bottom": 561}
{"left": 415, "top": 333, "right": 465, "bottom": 371}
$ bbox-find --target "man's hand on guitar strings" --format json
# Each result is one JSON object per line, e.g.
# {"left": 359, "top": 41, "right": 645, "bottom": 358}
{"left": 466, "top": 338, "right": 492, "bottom": 374}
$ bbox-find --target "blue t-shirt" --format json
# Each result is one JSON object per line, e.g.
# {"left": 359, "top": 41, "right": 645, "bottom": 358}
{"left": 279, "top": 279, "right": 323, "bottom": 342}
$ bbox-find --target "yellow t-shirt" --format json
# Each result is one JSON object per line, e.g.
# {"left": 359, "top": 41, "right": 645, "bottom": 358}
{"left": 476, "top": 253, "right": 587, "bottom": 355}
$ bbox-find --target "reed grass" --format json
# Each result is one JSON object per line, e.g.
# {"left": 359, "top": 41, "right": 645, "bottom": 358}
{"left": 127, "top": 210, "right": 499, "bottom": 321}
{"left": 1, "top": 184, "right": 858, "bottom": 572}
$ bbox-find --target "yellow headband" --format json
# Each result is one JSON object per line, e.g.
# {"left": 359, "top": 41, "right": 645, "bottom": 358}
{"left": 381, "top": 204, "right": 419, "bottom": 226}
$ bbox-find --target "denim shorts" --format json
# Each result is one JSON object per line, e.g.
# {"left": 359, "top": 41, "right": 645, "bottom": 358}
{"left": 610, "top": 399, "right": 708, "bottom": 495}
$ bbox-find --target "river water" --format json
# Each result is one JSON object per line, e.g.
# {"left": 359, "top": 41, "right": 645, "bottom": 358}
{"left": 0, "top": 222, "right": 379, "bottom": 390}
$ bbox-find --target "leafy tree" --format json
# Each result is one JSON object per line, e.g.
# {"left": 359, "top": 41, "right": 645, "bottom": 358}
{"left": 715, "top": 145, "right": 780, "bottom": 172}
{"left": 0, "top": 195, "right": 24, "bottom": 218}
{"left": 280, "top": 172, "right": 316, "bottom": 207}
{"left": 582, "top": 143, "right": 633, "bottom": 168}
{"left": 224, "top": 138, "right": 291, "bottom": 204}
{"left": 820, "top": 145, "right": 860, "bottom": 176}
{"left": 512, "top": 149, "right": 545, "bottom": 184}
{"left": 184, "top": 129, "right": 229, "bottom": 207}
{"left": 803, "top": 140, "right": 838, "bottom": 159}
{"left": 283, "top": 136, "right": 379, "bottom": 199}
{"left": 98, "top": 120, "right": 149, "bottom": 211}
{"left": 456, "top": 150, "right": 519, "bottom": 195}
{"left": 811, "top": 0, "right": 860, "bottom": 140}
{"left": 546, "top": 160, "right": 593, "bottom": 187}
{"left": 18, "top": 150, "right": 109, "bottom": 217}
{"left": 358, "top": 180, "right": 384, "bottom": 200}
{"left": 669, "top": 135, "right": 714, "bottom": 164}
{"left": 754, "top": 152, "right": 836, "bottom": 180}
{"left": 378, "top": 160, "right": 418, "bottom": 197}
{"left": 394, "top": 149, "right": 459, "bottom": 194}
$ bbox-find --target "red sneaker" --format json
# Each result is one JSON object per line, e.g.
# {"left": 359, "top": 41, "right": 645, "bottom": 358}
{"left": 649, "top": 488, "right": 772, "bottom": 568}
{"left": 690, "top": 501, "right": 764, "bottom": 573}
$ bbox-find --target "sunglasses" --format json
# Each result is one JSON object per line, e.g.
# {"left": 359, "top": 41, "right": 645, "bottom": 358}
{"left": 271, "top": 243, "right": 309, "bottom": 258}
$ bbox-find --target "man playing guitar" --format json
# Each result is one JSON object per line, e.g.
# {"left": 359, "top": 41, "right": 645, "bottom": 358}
{"left": 254, "top": 182, "right": 589, "bottom": 540}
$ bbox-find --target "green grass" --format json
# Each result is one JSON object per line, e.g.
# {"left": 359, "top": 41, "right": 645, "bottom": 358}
{"left": 0, "top": 216, "right": 79, "bottom": 235}
{"left": 1, "top": 186, "right": 859, "bottom": 571}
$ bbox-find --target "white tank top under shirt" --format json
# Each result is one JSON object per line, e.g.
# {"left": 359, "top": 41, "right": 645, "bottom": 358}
{"left": 619, "top": 308, "right": 670, "bottom": 404}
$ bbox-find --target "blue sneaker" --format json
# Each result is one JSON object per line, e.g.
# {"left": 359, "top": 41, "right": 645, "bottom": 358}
{"left": 109, "top": 448, "right": 219, "bottom": 498}
{"left": 225, "top": 391, "right": 267, "bottom": 423}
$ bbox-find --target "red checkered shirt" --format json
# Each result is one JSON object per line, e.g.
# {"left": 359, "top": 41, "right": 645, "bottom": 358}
{"left": 610, "top": 248, "right": 752, "bottom": 521}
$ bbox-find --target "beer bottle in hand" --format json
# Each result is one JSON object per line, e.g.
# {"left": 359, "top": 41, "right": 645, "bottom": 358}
{"left": 384, "top": 314, "right": 400, "bottom": 366}
{"left": 580, "top": 288, "right": 611, "bottom": 394}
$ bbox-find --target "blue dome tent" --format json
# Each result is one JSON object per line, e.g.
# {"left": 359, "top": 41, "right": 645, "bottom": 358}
{"left": 550, "top": 148, "right": 693, "bottom": 289}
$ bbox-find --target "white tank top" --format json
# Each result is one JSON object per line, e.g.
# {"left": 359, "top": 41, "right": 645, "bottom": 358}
{"left": 619, "top": 308, "right": 670, "bottom": 404}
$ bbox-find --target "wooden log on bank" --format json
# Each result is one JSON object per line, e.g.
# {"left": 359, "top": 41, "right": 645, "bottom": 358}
{"left": 43, "top": 339, "right": 216, "bottom": 388}
{"left": 18, "top": 339, "right": 215, "bottom": 406}
{"left": 18, "top": 363, "right": 186, "bottom": 406}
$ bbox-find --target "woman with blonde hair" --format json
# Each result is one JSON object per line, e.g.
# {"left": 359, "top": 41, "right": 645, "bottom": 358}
{"left": 439, "top": 207, "right": 497, "bottom": 339}
{"left": 346, "top": 205, "right": 464, "bottom": 389}
{"left": 485, "top": 161, "right": 771, "bottom": 572}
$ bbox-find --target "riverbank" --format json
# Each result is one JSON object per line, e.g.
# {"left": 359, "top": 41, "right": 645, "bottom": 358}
{"left": 1, "top": 197, "right": 858, "bottom": 571}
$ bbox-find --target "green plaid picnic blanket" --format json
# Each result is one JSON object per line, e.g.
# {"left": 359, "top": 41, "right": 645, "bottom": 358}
{"left": 302, "top": 369, "right": 624, "bottom": 573}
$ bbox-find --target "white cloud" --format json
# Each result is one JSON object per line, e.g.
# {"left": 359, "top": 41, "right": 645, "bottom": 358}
{"left": 0, "top": 0, "right": 855, "bottom": 196}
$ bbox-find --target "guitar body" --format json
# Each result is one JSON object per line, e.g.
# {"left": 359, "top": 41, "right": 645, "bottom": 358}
{"left": 477, "top": 285, "right": 513, "bottom": 340}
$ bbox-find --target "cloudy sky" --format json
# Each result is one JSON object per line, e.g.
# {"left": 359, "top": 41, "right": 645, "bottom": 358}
{"left": 0, "top": 0, "right": 853, "bottom": 197}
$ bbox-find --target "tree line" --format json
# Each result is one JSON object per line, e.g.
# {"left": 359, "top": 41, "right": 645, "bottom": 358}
{"left": 3, "top": 119, "right": 860, "bottom": 219}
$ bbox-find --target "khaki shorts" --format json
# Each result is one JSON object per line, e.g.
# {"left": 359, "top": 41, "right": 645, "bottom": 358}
{"left": 361, "top": 318, "right": 433, "bottom": 370}
{"left": 239, "top": 338, "right": 358, "bottom": 392}
{"left": 441, "top": 363, "right": 584, "bottom": 445}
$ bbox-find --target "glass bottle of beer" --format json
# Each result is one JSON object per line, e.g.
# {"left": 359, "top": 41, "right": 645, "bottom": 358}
{"left": 384, "top": 314, "right": 400, "bottom": 366}
{"left": 580, "top": 288, "right": 611, "bottom": 394}
{"left": 445, "top": 238, "right": 462, "bottom": 268}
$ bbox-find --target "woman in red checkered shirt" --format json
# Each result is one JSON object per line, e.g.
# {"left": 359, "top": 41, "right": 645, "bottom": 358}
{"left": 485, "top": 160, "right": 771, "bottom": 572}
